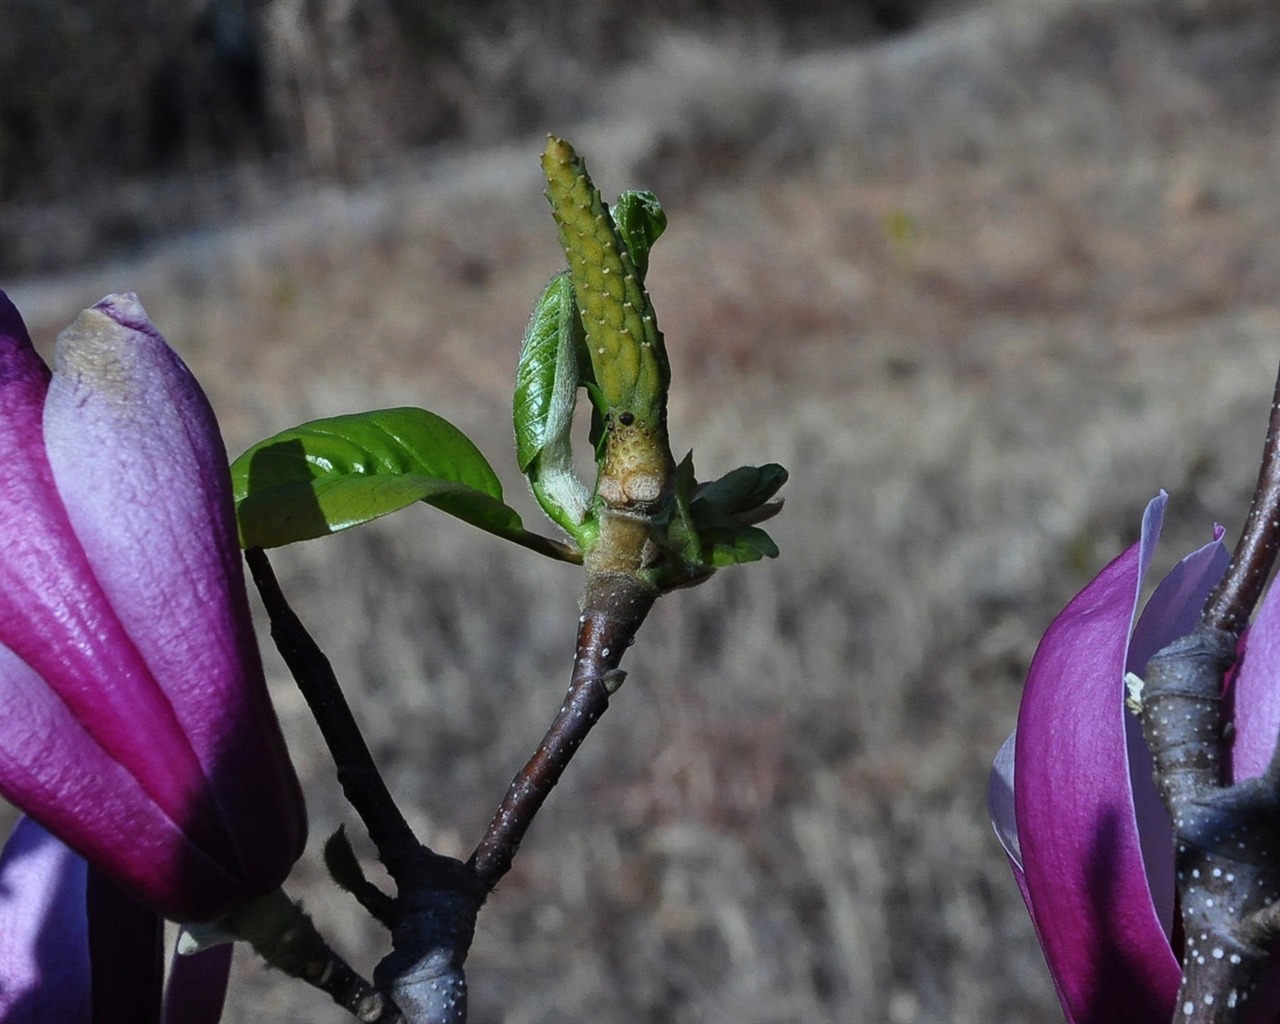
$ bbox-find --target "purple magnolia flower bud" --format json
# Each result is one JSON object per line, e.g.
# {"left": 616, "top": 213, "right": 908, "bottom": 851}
{"left": 0, "top": 290, "right": 305, "bottom": 924}
{"left": 988, "top": 493, "right": 1280, "bottom": 1022}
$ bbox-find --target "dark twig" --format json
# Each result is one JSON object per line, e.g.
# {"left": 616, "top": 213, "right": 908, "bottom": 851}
{"left": 267, "top": 938, "right": 399, "bottom": 1024}
{"left": 1203, "top": 370, "right": 1280, "bottom": 634}
{"left": 470, "top": 559, "right": 656, "bottom": 893}
{"left": 246, "top": 547, "right": 481, "bottom": 1024}
{"left": 246, "top": 547, "right": 419, "bottom": 868}
{"left": 223, "top": 888, "right": 404, "bottom": 1024}
{"left": 1136, "top": 363, "right": 1280, "bottom": 1022}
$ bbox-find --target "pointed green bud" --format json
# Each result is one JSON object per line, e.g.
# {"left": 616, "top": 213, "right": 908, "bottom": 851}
{"left": 542, "top": 136, "right": 673, "bottom": 513}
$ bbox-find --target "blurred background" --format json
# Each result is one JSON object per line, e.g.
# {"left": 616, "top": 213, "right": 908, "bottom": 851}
{"left": 6, "top": 0, "right": 1280, "bottom": 1020}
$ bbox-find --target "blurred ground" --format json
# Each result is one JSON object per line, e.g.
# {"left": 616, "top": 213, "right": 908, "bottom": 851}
{"left": 8, "top": 0, "right": 1280, "bottom": 1021}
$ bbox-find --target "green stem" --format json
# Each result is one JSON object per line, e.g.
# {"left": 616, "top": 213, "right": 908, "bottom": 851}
{"left": 511, "top": 528, "right": 583, "bottom": 564}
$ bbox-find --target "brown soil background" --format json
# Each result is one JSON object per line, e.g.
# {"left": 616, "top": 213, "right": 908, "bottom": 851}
{"left": 8, "top": 1, "right": 1280, "bottom": 1020}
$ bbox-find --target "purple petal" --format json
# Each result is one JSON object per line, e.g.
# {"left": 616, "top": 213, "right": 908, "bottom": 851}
{"left": 43, "top": 294, "right": 305, "bottom": 893}
{"left": 1218, "top": 560, "right": 1280, "bottom": 1024}
{"left": 0, "top": 642, "right": 237, "bottom": 921}
{"left": 1228, "top": 568, "right": 1280, "bottom": 782}
{"left": 0, "top": 291, "right": 50, "bottom": 414}
{"left": 0, "top": 818, "right": 90, "bottom": 1023}
{"left": 163, "top": 945, "right": 232, "bottom": 1024}
{"left": 1013, "top": 495, "right": 1179, "bottom": 1023}
{"left": 1224, "top": 570, "right": 1280, "bottom": 1021}
{"left": 0, "top": 293, "right": 303, "bottom": 920}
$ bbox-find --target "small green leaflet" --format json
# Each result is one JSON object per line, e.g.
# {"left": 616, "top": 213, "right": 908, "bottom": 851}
{"left": 692, "top": 464, "right": 788, "bottom": 521}
{"left": 231, "top": 407, "right": 527, "bottom": 549}
{"left": 690, "top": 462, "right": 787, "bottom": 565}
{"left": 611, "top": 190, "right": 667, "bottom": 282}
{"left": 690, "top": 515, "right": 780, "bottom": 567}
{"left": 666, "top": 455, "right": 786, "bottom": 571}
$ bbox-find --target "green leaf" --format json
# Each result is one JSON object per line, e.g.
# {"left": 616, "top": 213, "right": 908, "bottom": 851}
{"left": 231, "top": 407, "right": 527, "bottom": 548}
{"left": 612, "top": 190, "right": 667, "bottom": 282}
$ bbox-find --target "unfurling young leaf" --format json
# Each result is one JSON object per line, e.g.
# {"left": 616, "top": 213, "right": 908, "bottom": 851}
{"left": 513, "top": 273, "right": 592, "bottom": 540}
{"left": 689, "top": 463, "right": 786, "bottom": 566}
{"left": 514, "top": 273, "right": 577, "bottom": 474}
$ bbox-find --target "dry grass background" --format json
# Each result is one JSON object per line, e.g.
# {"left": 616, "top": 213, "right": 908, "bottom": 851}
{"left": 8, "top": 0, "right": 1280, "bottom": 1020}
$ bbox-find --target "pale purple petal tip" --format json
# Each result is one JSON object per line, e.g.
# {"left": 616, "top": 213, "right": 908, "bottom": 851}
{"left": 1133, "top": 492, "right": 1169, "bottom": 610}
{"left": 989, "top": 731, "right": 1021, "bottom": 869}
{"left": 0, "top": 818, "right": 90, "bottom": 1023}
{"left": 1129, "top": 526, "right": 1229, "bottom": 674}
{"left": 91, "top": 293, "right": 152, "bottom": 335}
